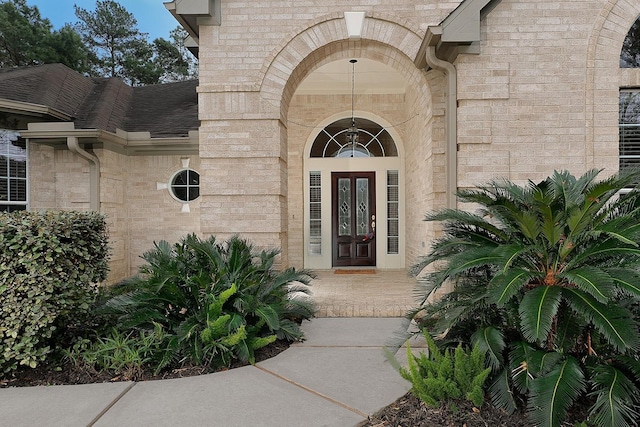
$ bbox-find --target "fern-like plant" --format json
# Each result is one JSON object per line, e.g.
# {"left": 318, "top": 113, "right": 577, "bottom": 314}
{"left": 398, "top": 330, "right": 490, "bottom": 408}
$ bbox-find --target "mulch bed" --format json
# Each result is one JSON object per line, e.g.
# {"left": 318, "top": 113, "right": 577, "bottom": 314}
{"left": 0, "top": 339, "right": 291, "bottom": 388}
{"left": 358, "top": 394, "right": 531, "bottom": 427}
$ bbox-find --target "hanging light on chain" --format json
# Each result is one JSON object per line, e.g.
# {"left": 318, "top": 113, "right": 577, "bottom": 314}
{"left": 345, "top": 59, "right": 359, "bottom": 149}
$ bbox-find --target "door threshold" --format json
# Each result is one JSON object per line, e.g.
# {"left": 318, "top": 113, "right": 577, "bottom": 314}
{"left": 333, "top": 268, "right": 376, "bottom": 274}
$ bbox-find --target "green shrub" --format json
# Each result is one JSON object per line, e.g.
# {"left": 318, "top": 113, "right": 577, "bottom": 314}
{"left": 398, "top": 330, "right": 490, "bottom": 408}
{"left": 407, "top": 170, "right": 640, "bottom": 427}
{"left": 0, "top": 211, "right": 109, "bottom": 373}
{"left": 101, "top": 234, "right": 314, "bottom": 372}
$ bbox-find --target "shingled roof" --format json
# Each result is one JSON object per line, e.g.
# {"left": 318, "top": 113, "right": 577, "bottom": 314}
{"left": 0, "top": 63, "right": 199, "bottom": 138}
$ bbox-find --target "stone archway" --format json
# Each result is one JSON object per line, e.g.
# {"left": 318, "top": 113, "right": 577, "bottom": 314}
{"left": 585, "top": 0, "right": 640, "bottom": 172}
{"left": 196, "top": 12, "right": 446, "bottom": 271}
{"left": 257, "top": 19, "right": 443, "bottom": 268}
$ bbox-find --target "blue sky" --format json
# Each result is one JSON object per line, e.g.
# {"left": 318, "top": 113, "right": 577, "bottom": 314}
{"left": 25, "top": 0, "right": 179, "bottom": 41}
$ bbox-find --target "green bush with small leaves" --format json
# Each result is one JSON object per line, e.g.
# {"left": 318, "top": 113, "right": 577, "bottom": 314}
{"left": 0, "top": 211, "right": 109, "bottom": 373}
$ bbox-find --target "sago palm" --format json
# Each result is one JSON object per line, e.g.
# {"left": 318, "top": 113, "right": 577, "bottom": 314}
{"left": 101, "top": 234, "right": 315, "bottom": 370}
{"left": 409, "top": 169, "right": 640, "bottom": 427}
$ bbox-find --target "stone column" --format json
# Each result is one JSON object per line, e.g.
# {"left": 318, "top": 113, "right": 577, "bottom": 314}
{"left": 198, "top": 87, "right": 288, "bottom": 265}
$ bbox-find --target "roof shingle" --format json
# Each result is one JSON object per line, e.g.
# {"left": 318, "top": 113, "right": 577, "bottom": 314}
{"left": 0, "top": 63, "right": 199, "bottom": 138}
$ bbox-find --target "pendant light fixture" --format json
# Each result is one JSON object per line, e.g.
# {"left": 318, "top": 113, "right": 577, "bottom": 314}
{"left": 345, "top": 59, "right": 359, "bottom": 150}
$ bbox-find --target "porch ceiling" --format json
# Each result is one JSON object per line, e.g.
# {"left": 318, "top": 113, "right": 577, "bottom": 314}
{"left": 295, "top": 59, "right": 406, "bottom": 96}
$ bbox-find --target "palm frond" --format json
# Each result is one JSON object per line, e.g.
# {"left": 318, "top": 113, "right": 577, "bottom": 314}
{"left": 487, "top": 268, "right": 534, "bottom": 306}
{"left": 519, "top": 286, "right": 562, "bottom": 343}
{"left": 607, "top": 268, "right": 640, "bottom": 299}
{"left": 554, "top": 307, "right": 583, "bottom": 353}
{"left": 443, "top": 246, "right": 503, "bottom": 278}
{"left": 471, "top": 326, "right": 505, "bottom": 373}
{"left": 569, "top": 240, "right": 640, "bottom": 267}
{"left": 563, "top": 288, "right": 640, "bottom": 352}
{"left": 528, "top": 355, "right": 586, "bottom": 427}
{"left": 595, "top": 219, "right": 640, "bottom": 247}
{"left": 588, "top": 364, "right": 640, "bottom": 427}
{"left": 508, "top": 341, "right": 538, "bottom": 393}
{"left": 489, "top": 366, "right": 518, "bottom": 415}
{"left": 559, "top": 266, "right": 614, "bottom": 304}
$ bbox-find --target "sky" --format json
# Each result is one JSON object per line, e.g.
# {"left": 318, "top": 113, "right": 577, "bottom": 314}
{"left": 25, "top": 0, "right": 179, "bottom": 41}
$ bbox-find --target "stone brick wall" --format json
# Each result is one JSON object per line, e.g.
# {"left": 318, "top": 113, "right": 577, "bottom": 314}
{"left": 29, "top": 146, "right": 201, "bottom": 282}
{"left": 454, "top": 0, "right": 632, "bottom": 188}
{"left": 27, "top": 0, "right": 640, "bottom": 277}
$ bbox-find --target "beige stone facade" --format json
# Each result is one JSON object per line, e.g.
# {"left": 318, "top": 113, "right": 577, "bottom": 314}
{"left": 29, "top": 144, "right": 201, "bottom": 281}
{"left": 7, "top": 0, "right": 640, "bottom": 282}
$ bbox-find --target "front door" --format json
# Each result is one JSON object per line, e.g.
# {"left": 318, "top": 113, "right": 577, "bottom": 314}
{"left": 332, "top": 172, "right": 376, "bottom": 267}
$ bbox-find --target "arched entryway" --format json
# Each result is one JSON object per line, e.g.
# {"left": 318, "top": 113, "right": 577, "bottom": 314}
{"left": 302, "top": 111, "right": 404, "bottom": 270}
{"left": 281, "top": 46, "right": 441, "bottom": 270}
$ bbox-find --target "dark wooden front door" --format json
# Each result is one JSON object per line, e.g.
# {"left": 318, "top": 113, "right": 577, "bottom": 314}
{"left": 332, "top": 172, "right": 376, "bottom": 267}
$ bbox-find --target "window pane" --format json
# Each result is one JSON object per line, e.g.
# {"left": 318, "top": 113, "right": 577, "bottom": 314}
{"left": 0, "top": 204, "right": 26, "bottom": 212}
{"left": 338, "top": 178, "right": 351, "bottom": 236}
{"left": 387, "top": 170, "right": 399, "bottom": 254}
{"left": 0, "top": 178, "right": 7, "bottom": 201}
{"left": 10, "top": 158, "right": 26, "bottom": 178}
{"left": 0, "top": 156, "right": 7, "bottom": 177}
{"left": 188, "top": 187, "right": 199, "bottom": 201}
{"left": 620, "top": 91, "right": 640, "bottom": 177}
{"left": 9, "top": 179, "right": 26, "bottom": 201}
{"left": 310, "top": 117, "right": 398, "bottom": 158}
{"left": 356, "top": 178, "right": 370, "bottom": 235}
{"left": 188, "top": 170, "right": 199, "bottom": 185}
{"left": 170, "top": 169, "right": 200, "bottom": 202}
{"left": 172, "top": 186, "right": 187, "bottom": 201}
{"left": 174, "top": 171, "right": 188, "bottom": 185}
{"left": 309, "top": 171, "right": 322, "bottom": 255}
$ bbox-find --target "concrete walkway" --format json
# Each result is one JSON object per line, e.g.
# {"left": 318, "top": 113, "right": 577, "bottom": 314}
{"left": 0, "top": 318, "right": 424, "bottom": 427}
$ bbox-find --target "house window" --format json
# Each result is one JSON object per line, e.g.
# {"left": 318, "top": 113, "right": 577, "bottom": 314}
{"left": 310, "top": 118, "right": 398, "bottom": 158}
{"left": 309, "top": 171, "right": 322, "bottom": 255}
{"left": 387, "top": 170, "right": 399, "bottom": 254}
{"left": 621, "top": 16, "right": 640, "bottom": 68}
{"left": 620, "top": 90, "right": 640, "bottom": 174}
{"left": 0, "top": 130, "right": 27, "bottom": 212}
{"left": 170, "top": 168, "right": 200, "bottom": 202}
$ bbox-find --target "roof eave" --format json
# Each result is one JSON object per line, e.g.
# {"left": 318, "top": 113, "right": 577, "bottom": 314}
{"left": 414, "top": 0, "right": 500, "bottom": 68}
{"left": 164, "top": 0, "right": 221, "bottom": 58}
{"left": 0, "top": 99, "right": 72, "bottom": 121}
{"left": 21, "top": 123, "right": 199, "bottom": 156}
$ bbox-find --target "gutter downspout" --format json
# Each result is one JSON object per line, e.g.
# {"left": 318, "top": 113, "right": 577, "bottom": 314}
{"left": 67, "top": 136, "right": 100, "bottom": 211}
{"left": 425, "top": 41, "right": 458, "bottom": 209}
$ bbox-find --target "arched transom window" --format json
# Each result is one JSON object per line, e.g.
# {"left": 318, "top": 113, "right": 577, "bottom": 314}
{"left": 310, "top": 117, "right": 398, "bottom": 158}
{"left": 621, "top": 15, "right": 640, "bottom": 68}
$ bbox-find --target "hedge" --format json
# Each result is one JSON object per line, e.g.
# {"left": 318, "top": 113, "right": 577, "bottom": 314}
{"left": 0, "top": 211, "right": 109, "bottom": 373}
